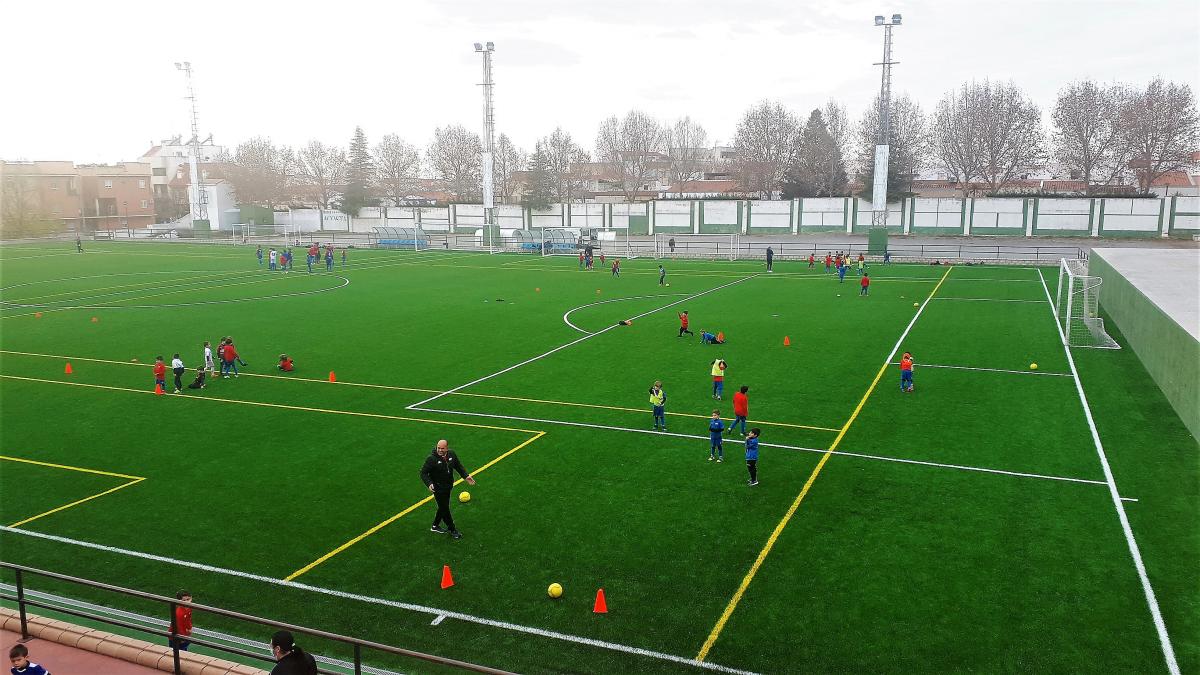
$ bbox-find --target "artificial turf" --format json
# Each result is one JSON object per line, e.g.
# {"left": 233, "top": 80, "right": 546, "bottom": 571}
{"left": 0, "top": 241, "right": 1195, "bottom": 674}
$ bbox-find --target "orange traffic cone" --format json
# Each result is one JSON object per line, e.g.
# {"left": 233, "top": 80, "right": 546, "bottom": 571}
{"left": 328, "top": 371, "right": 337, "bottom": 383}
{"left": 34, "top": 312, "right": 43, "bottom": 319}
{"left": 440, "top": 565, "right": 454, "bottom": 589}
{"left": 783, "top": 336, "right": 791, "bottom": 346}
{"left": 64, "top": 362, "right": 73, "bottom": 374}
{"left": 535, "top": 287, "right": 541, "bottom": 292}
{"left": 154, "top": 383, "right": 164, "bottom": 396}
{"left": 593, "top": 588, "right": 608, "bottom": 614}
{"left": 91, "top": 317, "right": 99, "bottom": 323}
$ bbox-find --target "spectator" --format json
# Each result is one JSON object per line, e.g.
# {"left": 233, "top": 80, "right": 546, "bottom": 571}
{"left": 171, "top": 590, "right": 193, "bottom": 651}
{"left": 9, "top": 643, "right": 51, "bottom": 675}
{"left": 269, "top": 631, "right": 317, "bottom": 675}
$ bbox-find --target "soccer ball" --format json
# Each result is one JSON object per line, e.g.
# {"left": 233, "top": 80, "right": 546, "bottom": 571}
{"left": 458, "top": 491, "right": 471, "bottom": 503}
{"left": 547, "top": 583, "right": 563, "bottom": 599}
{"left": 1029, "top": 363, "right": 1038, "bottom": 370}
{"left": 913, "top": 302, "right": 919, "bottom": 307}
{"left": 666, "top": 283, "right": 671, "bottom": 286}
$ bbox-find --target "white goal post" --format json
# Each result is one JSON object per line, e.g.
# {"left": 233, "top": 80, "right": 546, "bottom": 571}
{"left": 1054, "top": 258, "right": 1120, "bottom": 349}
{"left": 654, "top": 233, "right": 740, "bottom": 261}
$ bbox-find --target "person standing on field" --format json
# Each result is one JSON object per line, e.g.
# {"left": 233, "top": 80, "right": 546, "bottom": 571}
{"left": 677, "top": 311, "right": 694, "bottom": 337}
{"left": 727, "top": 385, "right": 749, "bottom": 435}
{"left": 765, "top": 246, "right": 774, "bottom": 272}
{"left": 419, "top": 439, "right": 476, "bottom": 540}
{"left": 171, "top": 353, "right": 185, "bottom": 394}
{"left": 744, "top": 427, "right": 761, "bottom": 486}
{"left": 658, "top": 264, "right": 667, "bottom": 286}
{"left": 710, "top": 357, "right": 727, "bottom": 399}
{"left": 649, "top": 380, "right": 667, "bottom": 431}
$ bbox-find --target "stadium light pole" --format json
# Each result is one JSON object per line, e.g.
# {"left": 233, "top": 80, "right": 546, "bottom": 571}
{"left": 474, "top": 42, "right": 496, "bottom": 253}
{"left": 174, "top": 61, "right": 207, "bottom": 229}
{"left": 871, "top": 14, "right": 901, "bottom": 231}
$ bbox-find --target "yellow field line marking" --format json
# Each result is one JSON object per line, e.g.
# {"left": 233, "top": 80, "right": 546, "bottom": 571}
{"left": 694, "top": 265, "right": 954, "bottom": 662}
{"left": 284, "top": 430, "right": 546, "bottom": 581}
{"left": 8, "top": 478, "right": 146, "bottom": 528}
{"left": 0, "top": 456, "right": 148, "bottom": 528}
{"left": 0, "top": 454, "right": 144, "bottom": 480}
{"left": 0, "top": 350, "right": 839, "bottom": 432}
{"left": 0, "top": 375, "right": 542, "bottom": 435}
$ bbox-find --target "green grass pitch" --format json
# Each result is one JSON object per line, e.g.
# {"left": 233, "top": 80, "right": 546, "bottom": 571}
{"left": 0, "top": 241, "right": 1196, "bottom": 674}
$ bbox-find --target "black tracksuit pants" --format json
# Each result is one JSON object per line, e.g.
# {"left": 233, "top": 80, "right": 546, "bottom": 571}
{"left": 747, "top": 460, "right": 757, "bottom": 482}
{"left": 432, "top": 490, "right": 456, "bottom": 531}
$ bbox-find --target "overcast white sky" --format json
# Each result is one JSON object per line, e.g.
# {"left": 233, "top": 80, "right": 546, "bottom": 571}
{"left": 1, "top": 0, "right": 1197, "bottom": 164}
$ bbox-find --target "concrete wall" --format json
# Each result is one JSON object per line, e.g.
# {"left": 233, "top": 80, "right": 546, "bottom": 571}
{"left": 343, "top": 197, "right": 1189, "bottom": 239}
{"left": 1090, "top": 252, "right": 1200, "bottom": 442}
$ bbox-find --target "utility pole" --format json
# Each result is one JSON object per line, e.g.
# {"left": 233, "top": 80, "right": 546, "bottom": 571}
{"left": 871, "top": 14, "right": 901, "bottom": 230}
{"left": 474, "top": 42, "right": 496, "bottom": 252}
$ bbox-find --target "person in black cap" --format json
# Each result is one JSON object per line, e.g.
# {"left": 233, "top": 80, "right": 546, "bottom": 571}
{"left": 420, "top": 439, "right": 475, "bottom": 540}
{"left": 270, "top": 630, "right": 317, "bottom": 675}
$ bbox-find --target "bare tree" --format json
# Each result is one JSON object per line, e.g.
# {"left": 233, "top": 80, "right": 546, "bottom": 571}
{"left": 426, "top": 125, "right": 482, "bottom": 201}
{"left": 664, "top": 117, "right": 709, "bottom": 193}
{"left": 494, "top": 133, "right": 527, "bottom": 204}
{"left": 934, "top": 81, "right": 1045, "bottom": 196}
{"left": 296, "top": 140, "right": 348, "bottom": 210}
{"left": 595, "top": 110, "right": 667, "bottom": 202}
{"left": 373, "top": 134, "right": 421, "bottom": 206}
{"left": 1052, "top": 80, "right": 1134, "bottom": 193}
{"left": 822, "top": 100, "right": 852, "bottom": 194}
{"left": 1123, "top": 77, "right": 1200, "bottom": 193}
{"left": 732, "top": 100, "right": 801, "bottom": 198}
{"left": 0, "top": 173, "right": 59, "bottom": 237}
{"left": 541, "top": 127, "right": 590, "bottom": 203}
{"left": 222, "top": 137, "right": 294, "bottom": 208}
{"left": 856, "top": 93, "right": 930, "bottom": 196}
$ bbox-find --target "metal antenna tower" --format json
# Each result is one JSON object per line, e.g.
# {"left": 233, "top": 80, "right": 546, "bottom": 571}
{"left": 871, "top": 14, "right": 901, "bottom": 229}
{"left": 174, "top": 61, "right": 208, "bottom": 223}
{"left": 474, "top": 42, "right": 496, "bottom": 251}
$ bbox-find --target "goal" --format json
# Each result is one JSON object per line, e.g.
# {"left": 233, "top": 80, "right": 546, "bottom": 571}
{"left": 1054, "top": 258, "right": 1119, "bottom": 349}
{"left": 654, "top": 233, "right": 740, "bottom": 261}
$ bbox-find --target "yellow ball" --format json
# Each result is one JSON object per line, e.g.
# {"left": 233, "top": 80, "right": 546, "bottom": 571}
{"left": 548, "top": 583, "right": 563, "bottom": 598}
{"left": 458, "top": 491, "right": 471, "bottom": 503}
{"left": 913, "top": 302, "right": 919, "bottom": 307}
{"left": 1029, "top": 363, "right": 1038, "bottom": 370}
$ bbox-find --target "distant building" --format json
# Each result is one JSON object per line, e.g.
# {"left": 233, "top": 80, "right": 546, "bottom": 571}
{"left": 141, "top": 136, "right": 225, "bottom": 222}
{"left": 0, "top": 160, "right": 154, "bottom": 231}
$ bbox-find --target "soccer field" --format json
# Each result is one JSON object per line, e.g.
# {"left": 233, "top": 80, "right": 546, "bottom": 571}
{"left": 0, "top": 241, "right": 1195, "bottom": 674}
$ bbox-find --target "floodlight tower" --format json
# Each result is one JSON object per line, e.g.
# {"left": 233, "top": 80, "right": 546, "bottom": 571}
{"left": 871, "top": 14, "right": 901, "bottom": 229}
{"left": 474, "top": 42, "right": 496, "bottom": 250}
{"left": 174, "top": 61, "right": 208, "bottom": 224}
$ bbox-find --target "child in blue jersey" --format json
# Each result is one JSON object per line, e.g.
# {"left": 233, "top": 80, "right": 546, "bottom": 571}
{"left": 9, "top": 644, "right": 51, "bottom": 675}
{"left": 744, "top": 427, "right": 761, "bottom": 485}
{"left": 325, "top": 248, "right": 334, "bottom": 271}
{"left": 708, "top": 410, "right": 724, "bottom": 462}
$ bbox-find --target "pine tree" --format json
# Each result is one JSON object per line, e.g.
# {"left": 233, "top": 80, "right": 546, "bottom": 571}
{"left": 783, "top": 110, "right": 847, "bottom": 198}
{"left": 522, "top": 143, "right": 555, "bottom": 211}
{"left": 340, "top": 126, "right": 376, "bottom": 215}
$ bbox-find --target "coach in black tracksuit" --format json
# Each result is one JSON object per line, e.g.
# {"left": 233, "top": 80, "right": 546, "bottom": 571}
{"left": 419, "top": 439, "right": 475, "bottom": 540}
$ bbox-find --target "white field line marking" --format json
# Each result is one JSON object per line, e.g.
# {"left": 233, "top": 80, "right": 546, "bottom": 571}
{"left": 407, "top": 275, "right": 757, "bottom": 409}
{"left": 0, "top": 270, "right": 245, "bottom": 305}
{"left": 932, "top": 297, "right": 1047, "bottom": 304}
{"left": 0, "top": 527, "right": 757, "bottom": 675}
{"left": 431, "top": 615, "right": 446, "bottom": 626}
{"left": 1037, "top": 268, "right": 1179, "bottom": 675}
{"left": 2, "top": 270, "right": 271, "bottom": 307}
{"left": 561, "top": 293, "right": 691, "bottom": 334}
{"left": 411, "top": 406, "right": 1116, "bottom": 489}
{"left": 943, "top": 277, "right": 1042, "bottom": 283}
{"left": 890, "top": 362, "right": 1071, "bottom": 377}
{"left": 0, "top": 584, "right": 398, "bottom": 675}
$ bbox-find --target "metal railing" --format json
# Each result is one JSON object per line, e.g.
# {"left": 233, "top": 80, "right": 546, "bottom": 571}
{"left": 0, "top": 562, "right": 513, "bottom": 675}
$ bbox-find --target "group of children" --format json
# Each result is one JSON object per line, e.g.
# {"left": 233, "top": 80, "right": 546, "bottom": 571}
{"left": 649, "top": 377, "right": 760, "bottom": 486}
{"left": 577, "top": 250, "right": 622, "bottom": 277}
{"left": 257, "top": 243, "right": 347, "bottom": 272}
{"left": 152, "top": 337, "right": 245, "bottom": 394}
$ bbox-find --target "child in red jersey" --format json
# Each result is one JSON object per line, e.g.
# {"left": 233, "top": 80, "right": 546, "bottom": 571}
{"left": 152, "top": 356, "right": 167, "bottom": 391}
{"left": 900, "top": 351, "right": 914, "bottom": 392}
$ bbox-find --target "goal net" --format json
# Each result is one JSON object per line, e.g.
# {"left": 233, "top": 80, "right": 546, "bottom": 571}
{"left": 1054, "top": 258, "right": 1120, "bottom": 349}
{"left": 654, "top": 233, "right": 740, "bottom": 261}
